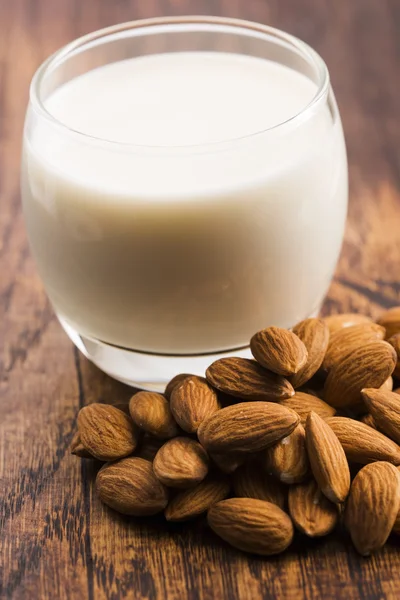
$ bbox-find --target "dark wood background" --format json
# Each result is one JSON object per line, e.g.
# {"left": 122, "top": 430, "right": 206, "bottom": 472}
{"left": 1, "top": 0, "right": 400, "bottom": 598}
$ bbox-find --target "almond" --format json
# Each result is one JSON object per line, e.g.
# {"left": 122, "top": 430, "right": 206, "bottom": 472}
{"left": 345, "top": 461, "right": 400, "bottom": 555}
{"left": 205, "top": 357, "right": 294, "bottom": 401}
{"left": 77, "top": 403, "right": 139, "bottom": 461}
{"left": 208, "top": 498, "right": 293, "bottom": 556}
{"left": 377, "top": 306, "right": 400, "bottom": 339}
{"left": 279, "top": 391, "right": 336, "bottom": 426}
{"left": 324, "top": 313, "right": 373, "bottom": 334}
{"left": 305, "top": 412, "right": 350, "bottom": 503}
{"left": 288, "top": 479, "right": 338, "bottom": 537}
{"left": 289, "top": 318, "right": 330, "bottom": 388}
{"left": 197, "top": 401, "right": 299, "bottom": 454}
{"left": 164, "top": 373, "right": 193, "bottom": 400}
{"left": 250, "top": 327, "right": 308, "bottom": 376}
{"left": 324, "top": 342, "right": 396, "bottom": 408}
{"left": 362, "top": 388, "right": 400, "bottom": 444}
{"left": 70, "top": 431, "right": 93, "bottom": 458}
{"left": 210, "top": 452, "right": 245, "bottom": 474}
{"left": 153, "top": 437, "right": 209, "bottom": 488}
{"left": 170, "top": 376, "right": 220, "bottom": 433}
{"left": 322, "top": 323, "right": 385, "bottom": 373}
{"left": 129, "top": 391, "right": 178, "bottom": 439}
{"left": 264, "top": 424, "right": 309, "bottom": 484}
{"left": 381, "top": 376, "right": 394, "bottom": 391}
{"left": 165, "top": 475, "right": 230, "bottom": 521}
{"left": 233, "top": 462, "right": 286, "bottom": 509}
{"left": 388, "top": 334, "right": 400, "bottom": 377}
{"left": 96, "top": 457, "right": 168, "bottom": 516}
{"left": 325, "top": 417, "right": 400, "bottom": 465}
{"left": 360, "top": 413, "right": 378, "bottom": 430}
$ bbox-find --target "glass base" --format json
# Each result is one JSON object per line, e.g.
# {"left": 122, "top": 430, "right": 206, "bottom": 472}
{"left": 60, "top": 317, "right": 252, "bottom": 392}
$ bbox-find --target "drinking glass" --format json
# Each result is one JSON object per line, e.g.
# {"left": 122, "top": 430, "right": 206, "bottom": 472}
{"left": 22, "top": 17, "right": 348, "bottom": 390}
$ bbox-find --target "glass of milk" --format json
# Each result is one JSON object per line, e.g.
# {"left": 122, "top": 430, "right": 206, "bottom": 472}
{"left": 22, "top": 17, "right": 348, "bottom": 390}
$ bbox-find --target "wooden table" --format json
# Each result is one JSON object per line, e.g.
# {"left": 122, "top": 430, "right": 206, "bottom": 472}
{"left": 1, "top": 0, "right": 400, "bottom": 598}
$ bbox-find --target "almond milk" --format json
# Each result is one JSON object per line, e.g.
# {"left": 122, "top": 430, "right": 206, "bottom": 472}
{"left": 22, "top": 51, "right": 347, "bottom": 354}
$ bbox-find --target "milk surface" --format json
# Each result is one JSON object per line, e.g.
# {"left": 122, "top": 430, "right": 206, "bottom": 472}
{"left": 22, "top": 52, "right": 348, "bottom": 353}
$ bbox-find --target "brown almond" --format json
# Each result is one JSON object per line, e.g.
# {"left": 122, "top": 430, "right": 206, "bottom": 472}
{"left": 96, "top": 457, "right": 168, "bottom": 516}
{"left": 288, "top": 479, "right": 338, "bottom": 537}
{"left": 264, "top": 424, "right": 309, "bottom": 484}
{"left": 324, "top": 313, "right": 373, "bottom": 334}
{"left": 210, "top": 452, "right": 245, "bottom": 474}
{"left": 164, "top": 373, "right": 193, "bottom": 400}
{"left": 250, "top": 327, "right": 308, "bottom": 376}
{"left": 70, "top": 431, "right": 93, "bottom": 458}
{"left": 129, "top": 391, "right": 178, "bottom": 439}
{"left": 197, "top": 401, "right": 299, "bottom": 454}
{"left": 206, "top": 357, "right": 294, "bottom": 401}
{"left": 395, "top": 388, "right": 400, "bottom": 395}
{"left": 208, "top": 498, "right": 293, "bottom": 556}
{"left": 325, "top": 417, "right": 400, "bottom": 465}
{"left": 233, "top": 462, "right": 286, "bottom": 509}
{"left": 279, "top": 391, "right": 336, "bottom": 426}
{"left": 362, "top": 388, "right": 400, "bottom": 445}
{"left": 324, "top": 342, "right": 396, "bottom": 409}
{"left": 360, "top": 413, "right": 378, "bottom": 430}
{"left": 388, "top": 334, "right": 400, "bottom": 378}
{"left": 345, "top": 462, "right": 400, "bottom": 555}
{"left": 77, "top": 403, "right": 139, "bottom": 461}
{"left": 153, "top": 437, "right": 209, "bottom": 488}
{"left": 381, "top": 376, "right": 394, "bottom": 391}
{"left": 305, "top": 412, "right": 350, "bottom": 503}
{"left": 289, "top": 318, "right": 330, "bottom": 388}
{"left": 377, "top": 306, "right": 400, "bottom": 339}
{"left": 165, "top": 475, "right": 230, "bottom": 521}
{"left": 170, "top": 376, "right": 220, "bottom": 433}
{"left": 322, "top": 323, "right": 385, "bottom": 373}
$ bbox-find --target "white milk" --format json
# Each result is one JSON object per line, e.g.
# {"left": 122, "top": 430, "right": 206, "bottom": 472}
{"left": 22, "top": 52, "right": 347, "bottom": 354}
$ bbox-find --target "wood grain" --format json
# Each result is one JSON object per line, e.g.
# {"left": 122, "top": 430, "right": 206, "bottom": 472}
{"left": 1, "top": 0, "right": 400, "bottom": 598}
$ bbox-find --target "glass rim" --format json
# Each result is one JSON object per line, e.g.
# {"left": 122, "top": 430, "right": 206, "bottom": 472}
{"left": 29, "top": 16, "right": 331, "bottom": 151}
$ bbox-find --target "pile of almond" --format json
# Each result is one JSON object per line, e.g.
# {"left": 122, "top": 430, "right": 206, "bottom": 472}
{"left": 71, "top": 307, "right": 400, "bottom": 557}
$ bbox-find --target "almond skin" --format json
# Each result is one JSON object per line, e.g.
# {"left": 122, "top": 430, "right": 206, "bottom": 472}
{"left": 289, "top": 318, "right": 330, "bottom": 388}
{"left": 324, "top": 313, "right": 373, "bottom": 334}
{"left": 208, "top": 498, "right": 293, "bottom": 556}
{"left": 388, "top": 334, "right": 400, "bottom": 378}
{"left": 70, "top": 431, "right": 93, "bottom": 458}
{"left": 325, "top": 417, "right": 400, "bottom": 465}
{"left": 153, "top": 437, "right": 209, "bottom": 488}
{"left": 305, "top": 412, "right": 350, "bottom": 503}
{"left": 77, "top": 403, "right": 139, "bottom": 461}
{"left": 322, "top": 323, "right": 385, "bottom": 373}
{"left": 206, "top": 357, "right": 294, "bottom": 402}
{"left": 324, "top": 341, "right": 396, "bottom": 408}
{"left": 164, "top": 373, "right": 193, "bottom": 400}
{"left": 233, "top": 462, "right": 286, "bottom": 509}
{"left": 96, "top": 457, "right": 168, "bottom": 516}
{"left": 197, "top": 401, "right": 300, "bottom": 454}
{"left": 360, "top": 413, "right": 378, "bottom": 430}
{"left": 279, "top": 391, "right": 336, "bottom": 426}
{"left": 170, "top": 376, "right": 220, "bottom": 434}
{"left": 264, "top": 424, "right": 309, "bottom": 484}
{"left": 345, "top": 462, "right": 400, "bottom": 555}
{"left": 165, "top": 475, "right": 230, "bottom": 521}
{"left": 129, "top": 392, "right": 178, "bottom": 439}
{"left": 250, "top": 327, "right": 308, "bottom": 376}
{"left": 288, "top": 479, "right": 338, "bottom": 537}
{"left": 377, "top": 306, "right": 400, "bottom": 339}
{"left": 362, "top": 388, "right": 400, "bottom": 444}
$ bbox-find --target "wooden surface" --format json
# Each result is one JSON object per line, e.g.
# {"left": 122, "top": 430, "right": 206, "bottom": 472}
{"left": 1, "top": 0, "right": 400, "bottom": 598}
